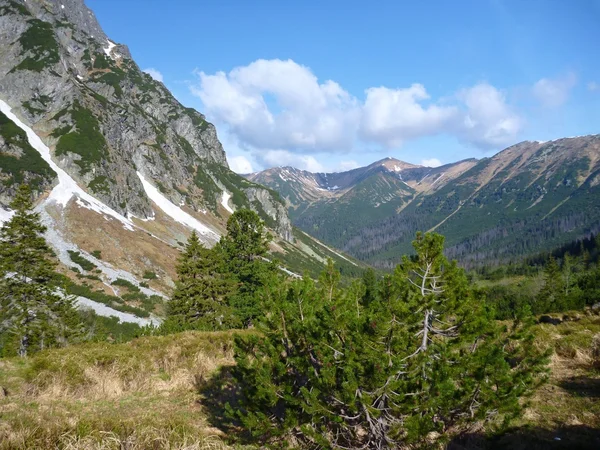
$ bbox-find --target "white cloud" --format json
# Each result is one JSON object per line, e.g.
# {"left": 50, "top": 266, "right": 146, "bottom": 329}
{"left": 338, "top": 160, "right": 360, "bottom": 171}
{"left": 533, "top": 73, "right": 577, "bottom": 108}
{"left": 458, "top": 83, "right": 522, "bottom": 148}
{"left": 143, "top": 68, "right": 164, "bottom": 83}
{"left": 588, "top": 82, "right": 599, "bottom": 92}
{"left": 228, "top": 155, "right": 254, "bottom": 174}
{"left": 255, "top": 150, "right": 325, "bottom": 172}
{"left": 191, "top": 59, "right": 525, "bottom": 165}
{"left": 192, "top": 59, "right": 359, "bottom": 153}
{"left": 421, "top": 158, "right": 442, "bottom": 167}
{"left": 360, "top": 84, "right": 458, "bottom": 148}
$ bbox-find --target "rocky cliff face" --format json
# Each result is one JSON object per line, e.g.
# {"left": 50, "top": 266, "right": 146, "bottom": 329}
{"left": 0, "top": 0, "right": 292, "bottom": 240}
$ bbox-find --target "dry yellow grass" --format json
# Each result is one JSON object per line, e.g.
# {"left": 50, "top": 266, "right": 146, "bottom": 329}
{"left": 0, "top": 331, "right": 247, "bottom": 450}
{"left": 1, "top": 316, "right": 599, "bottom": 449}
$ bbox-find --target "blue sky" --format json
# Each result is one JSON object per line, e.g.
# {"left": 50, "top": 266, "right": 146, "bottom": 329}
{"left": 88, "top": 0, "right": 600, "bottom": 173}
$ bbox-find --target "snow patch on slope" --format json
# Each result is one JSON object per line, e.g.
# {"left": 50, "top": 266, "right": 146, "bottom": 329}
{"left": 103, "top": 39, "right": 120, "bottom": 60}
{"left": 221, "top": 191, "right": 234, "bottom": 214}
{"left": 137, "top": 172, "right": 219, "bottom": 239}
{"left": 0, "top": 100, "right": 134, "bottom": 230}
{"left": 0, "top": 208, "right": 14, "bottom": 225}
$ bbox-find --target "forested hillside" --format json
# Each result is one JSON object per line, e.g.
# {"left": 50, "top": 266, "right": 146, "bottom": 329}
{"left": 251, "top": 136, "right": 600, "bottom": 269}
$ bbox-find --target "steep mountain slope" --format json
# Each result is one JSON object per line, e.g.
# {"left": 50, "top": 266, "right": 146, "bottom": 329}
{"left": 250, "top": 136, "right": 600, "bottom": 268}
{"left": 0, "top": 0, "right": 357, "bottom": 322}
{"left": 248, "top": 157, "right": 478, "bottom": 259}
{"left": 249, "top": 158, "right": 478, "bottom": 219}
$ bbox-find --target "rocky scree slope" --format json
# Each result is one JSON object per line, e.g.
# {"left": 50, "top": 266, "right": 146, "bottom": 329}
{"left": 250, "top": 136, "right": 600, "bottom": 268}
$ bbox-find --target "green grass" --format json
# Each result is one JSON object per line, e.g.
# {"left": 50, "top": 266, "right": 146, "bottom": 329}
{"left": 277, "top": 228, "right": 366, "bottom": 279}
{"left": 92, "top": 71, "right": 126, "bottom": 97}
{"left": 92, "top": 53, "right": 111, "bottom": 69}
{"left": 143, "top": 270, "right": 158, "bottom": 280}
{"left": 88, "top": 175, "right": 113, "bottom": 195}
{"left": 55, "top": 100, "right": 110, "bottom": 174}
{"left": 0, "top": 331, "right": 242, "bottom": 449}
{"left": 194, "top": 166, "right": 221, "bottom": 209}
{"left": 0, "top": 0, "right": 31, "bottom": 16}
{"left": 0, "top": 111, "right": 56, "bottom": 190}
{"left": 21, "top": 101, "right": 44, "bottom": 116}
{"left": 11, "top": 19, "right": 59, "bottom": 72}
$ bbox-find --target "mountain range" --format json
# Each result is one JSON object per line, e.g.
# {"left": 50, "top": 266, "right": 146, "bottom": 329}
{"left": 249, "top": 136, "right": 600, "bottom": 268}
{"left": 0, "top": 0, "right": 598, "bottom": 328}
{"left": 0, "top": 0, "right": 362, "bottom": 325}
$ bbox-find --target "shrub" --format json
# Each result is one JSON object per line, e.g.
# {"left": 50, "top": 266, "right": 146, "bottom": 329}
{"left": 111, "top": 278, "right": 140, "bottom": 292}
{"left": 67, "top": 250, "right": 96, "bottom": 271}
{"left": 230, "top": 233, "right": 549, "bottom": 448}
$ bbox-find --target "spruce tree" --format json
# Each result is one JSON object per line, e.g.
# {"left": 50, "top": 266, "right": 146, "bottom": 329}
{"left": 218, "top": 209, "right": 274, "bottom": 327}
{"left": 536, "top": 256, "right": 565, "bottom": 312}
{"left": 230, "top": 232, "right": 548, "bottom": 448}
{"left": 163, "top": 231, "right": 234, "bottom": 332}
{"left": 361, "top": 267, "right": 377, "bottom": 307}
{"left": 0, "top": 185, "right": 84, "bottom": 357}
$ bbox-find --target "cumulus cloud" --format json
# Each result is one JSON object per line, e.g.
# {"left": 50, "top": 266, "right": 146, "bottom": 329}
{"left": 254, "top": 150, "right": 326, "bottom": 172}
{"left": 193, "top": 59, "right": 359, "bottom": 153}
{"left": 143, "top": 68, "right": 164, "bottom": 82}
{"left": 338, "top": 160, "right": 360, "bottom": 171}
{"left": 421, "top": 158, "right": 442, "bottom": 168}
{"left": 191, "top": 59, "right": 524, "bottom": 166}
{"left": 588, "top": 82, "right": 599, "bottom": 92}
{"left": 227, "top": 155, "right": 254, "bottom": 174}
{"left": 458, "top": 83, "right": 522, "bottom": 148}
{"left": 533, "top": 73, "right": 577, "bottom": 108}
{"left": 360, "top": 84, "right": 458, "bottom": 148}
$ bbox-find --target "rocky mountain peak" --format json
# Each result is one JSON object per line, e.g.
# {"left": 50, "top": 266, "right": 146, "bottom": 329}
{"left": 25, "top": 0, "right": 114, "bottom": 49}
{"left": 375, "top": 157, "right": 422, "bottom": 173}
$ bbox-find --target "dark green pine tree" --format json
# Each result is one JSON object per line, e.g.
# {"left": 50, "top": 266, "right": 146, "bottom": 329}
{"left": 229, "top": 232, "right": 548, "bottom": 448}
{"left": 0, "top": 185, "right": 85, "bottom": 357}
{"left": 360, "top": 267, "right": 378, "bottom": 307}
{"left": 163, "top": 231, "right": 235, "bottom": 332}
{"left": 217, "top": 209, "right": 274, "bottom": 327}
{"left": 536, "top": 256, "right": 565, "bottom": 313}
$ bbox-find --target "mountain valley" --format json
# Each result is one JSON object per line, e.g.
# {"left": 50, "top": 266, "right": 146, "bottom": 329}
{"left": 250, "top": 136, "right": 600, "bottom": 268}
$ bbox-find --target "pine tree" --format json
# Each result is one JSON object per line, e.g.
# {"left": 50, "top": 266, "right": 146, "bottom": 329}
{"left": 360, "top": 267, "right": 377, "bottom": 307}
{"left": 229, "top": 232, "right": 548, "bottom": 448}
{"left": 536, "top": 256, "right": 565, "bottom": 312}
{"left": 562, "top": 253, "right": 573, "bottom": 296}
{"left": 218, "top": 209, "right": 274, "bottom": 327}
{"left": 0, "top": 185, "right": 84, "bottom": 357}
{"left": 163, "top": 231, "right": 234, "bottom": 332}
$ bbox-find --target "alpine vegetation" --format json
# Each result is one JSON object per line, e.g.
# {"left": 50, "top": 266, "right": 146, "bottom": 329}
{"left": 227, "top": 233, "right": 548, "bottom": 448}
{"left": 162, "top": 209, "right": 277, "bottom": 332}
{"left": 0, "top": 185, "right": 85, "bottom": 357}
